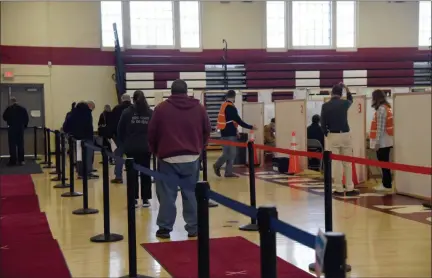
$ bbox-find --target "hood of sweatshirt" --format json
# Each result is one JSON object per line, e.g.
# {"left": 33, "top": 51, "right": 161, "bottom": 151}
{"left": 165, "top": 94, "right": 200, "bottom": 110}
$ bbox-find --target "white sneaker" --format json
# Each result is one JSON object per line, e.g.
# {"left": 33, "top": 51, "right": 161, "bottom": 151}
{"left": 135, "top": 200, "right": 140, "bottom": 208}
{"left": 374, "top": 184, "right": 391, "bottom": 191}
{"left": 142, "top": 199, "right": 150, "bottom": 208}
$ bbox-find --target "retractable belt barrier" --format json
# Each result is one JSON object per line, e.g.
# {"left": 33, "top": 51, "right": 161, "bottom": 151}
{"left": 209, "top": 138, "right": 432, "bottom": 175}
{"left": 40, "top": 130, "right": 350, "bottom": 278}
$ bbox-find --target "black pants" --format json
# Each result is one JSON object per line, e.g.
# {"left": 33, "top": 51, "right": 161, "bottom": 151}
{"left": 127, "top": 152, "right": 152, "bottom": 200}
{"left": 8, "top": 128, "right": 25, "bottom": 164}
{"left": 376, "top": 147, "right": 392, "bottom": 188}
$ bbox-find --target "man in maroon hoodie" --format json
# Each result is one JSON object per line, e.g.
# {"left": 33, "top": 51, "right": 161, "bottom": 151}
{"left": 148, "top": 79, "right": 211, "bottom": 239}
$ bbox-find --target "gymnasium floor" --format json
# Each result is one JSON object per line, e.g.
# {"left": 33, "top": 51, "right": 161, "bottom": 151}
{"left": 31, "top": 152, "right": 431, "bottom": 278}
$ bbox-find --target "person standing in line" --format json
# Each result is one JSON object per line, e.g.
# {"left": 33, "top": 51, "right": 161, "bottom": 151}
{"left": 68, "top": 101, "right": 98, "bottom": 179}
{"left": 110, "top": 94, "right": 132, "bottom": 184}
{"left": 213, "top": 90, "right": 256, "bottom": 178}
{"left": 2, "top": 97, "right": 29, "bottom": 166}
{"left": 369, "top": 89, "right": 394, "bottom": 192}
{"left": 117, "top": 91, "right": 153, "bottom": 208}
{"left": 148, "top": 79, "right": 211, "bottom": 239}
{"left": 320, "top": 83, "right": 359, "bottom": 197}
{"left": 98, "top": 104, "right": 114, "bottom": 164}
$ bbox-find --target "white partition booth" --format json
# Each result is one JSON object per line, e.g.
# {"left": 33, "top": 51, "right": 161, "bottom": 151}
{"left": 275, "top": 99, "right": 308, "bottom": 170}
{"left": 393, "top": 92, "right": 432, "bottom": 200}
{"left": 242, "top": 102, "right": 264, "bottom": 165}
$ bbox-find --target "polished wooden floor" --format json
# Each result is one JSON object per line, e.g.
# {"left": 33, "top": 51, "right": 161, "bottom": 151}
{"left": 30, "top": 152, "right": 431, "bottom": 278}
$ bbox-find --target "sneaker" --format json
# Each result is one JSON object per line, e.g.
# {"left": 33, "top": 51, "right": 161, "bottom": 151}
{"left": 142, "top": 199, "right": 150, "bottom": 208}
{"left": 135, "top": 200, "right": 140, "bottom": 208}
{"left": 332, "top": 191, "right": 345, "bottom": 197}
{"left": 213, "top": 164, "right": 221, "bottom": 177}
{"left": 188, "top": 231, "right": 198, "bottom": 238}
{"left": 156, "top": 228, "right": 171, "bottom": 239}
{"left": 374, "top": 184, "right": 392, "bottom": 191}
{"left": 224, "top": 173, "right": 239, "bottom": 178}
{"left": 111, "top": 178, "right": 123, "bottom": 184}
{"left": 88, "top": 174, "right": 99, "bottom": 179}
{"left": 91, "top": 169, "right": 98, "bottom": 173}
{"left": 345, "top": 190, "right": 360, "bottom": 197}
{"left": 18, "top": 161, "right": 25, "bottom": 166}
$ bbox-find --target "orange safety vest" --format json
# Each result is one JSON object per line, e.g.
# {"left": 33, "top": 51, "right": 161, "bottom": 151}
{"left": 370, "top": 105, "right": 394, "bottom": 139}
{"left": 216, "top": 101, "right": 239, "bottom": 130}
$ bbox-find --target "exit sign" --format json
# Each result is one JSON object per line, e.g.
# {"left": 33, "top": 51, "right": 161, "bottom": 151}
{"left": 3, "top": 71, "right": 14, "bottom": 79}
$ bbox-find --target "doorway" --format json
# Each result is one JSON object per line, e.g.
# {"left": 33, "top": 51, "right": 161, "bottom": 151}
{"left": 0, "top": 84, "right": 45, "bottom": 158}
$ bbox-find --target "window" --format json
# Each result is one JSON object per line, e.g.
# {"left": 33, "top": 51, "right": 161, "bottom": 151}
{"left": 419, "top": 1, "right": 431, "bottom": 47}
{"left": 336, "top": 1, "right": 356, "bottom": 48}
{"left": 179, "top": 1, "right": 201, "bottom": 48}
{"left": 292, "top": 1, "right": 332, "bottom": 48}
{"left": 130, "top": 1, "right": 174, "bottom": 47}
{"left": 266, "top": 1, "right": 286, "bottom": 49}
{"left": 101, "top": 1, "right": 123, "bottom": 47}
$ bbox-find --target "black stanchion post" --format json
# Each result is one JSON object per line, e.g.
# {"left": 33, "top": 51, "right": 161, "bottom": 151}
{"left": 257, "top": 206, "right": 277, "bottom": 278}
{"left": 62, "top": 136, "right": 82, "bottom": 197}
{"left": 239, "top": 141, "right": 259, "bottom": 231}
{"left": 323, "top": 232, "right": 347, "bottom": 278}
{"left": 72, "top": 141, "right": 99, "bottom": 215}
{"left": 309, "top": 151, "right": 351, "bottom": 273}
{"left": 40, "top": 127, "right": 48, "bottom": 165}
{"left": 120, "top": 159, "right": 150, "bottom": 278}
{"left": 202, "top": 148, "right": 219, "bottom": 208}
{"left": 50, "top": 131, "right": 62, "bottom": 180}
{"left": 42, "top": 129, "right": 55, "bottom": 169}
{"left": 54, "top": 132, "right": 70, "bottom": 188}
{"left": 91, "top": 147, "right": 124, "bottom": 243}
{"left": 33, "top": 126, "right": 39, "bottom": 160}
{"left": 196, "top": 181, "right": 210, "bottom": 278}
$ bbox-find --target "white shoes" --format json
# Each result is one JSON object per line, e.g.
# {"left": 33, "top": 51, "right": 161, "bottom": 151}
{"left": 373, "top": 184, "right": 392, "bottom": 192}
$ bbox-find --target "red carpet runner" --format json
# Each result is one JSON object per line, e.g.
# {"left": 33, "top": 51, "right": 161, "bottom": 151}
{"left": 0, "top": 175, "right": 71, "bottom": 278}
{"left": 142, "top": 236, "right": 314, "bottom": 278}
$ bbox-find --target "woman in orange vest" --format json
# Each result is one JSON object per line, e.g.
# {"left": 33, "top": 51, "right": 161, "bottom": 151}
{"left": 369, "top": 89, "right": 394, "bottom": 191}
{"left": 213, "top": 90, "right": 256, "bottom": 178}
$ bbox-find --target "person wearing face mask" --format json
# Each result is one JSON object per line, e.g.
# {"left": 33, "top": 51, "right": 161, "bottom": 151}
{"left": 369, "top": 89, "right": 394, "bottom": 192}
{"left": 320, "top": 83, "right": 359, "bottom": 197}
{"left": 213, "top": 90, "right": 256, "bottom": 178}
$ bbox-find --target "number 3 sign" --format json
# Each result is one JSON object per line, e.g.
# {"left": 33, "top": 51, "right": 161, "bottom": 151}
{"left": 358, "top": 103, "right": 362, "bottom": 113}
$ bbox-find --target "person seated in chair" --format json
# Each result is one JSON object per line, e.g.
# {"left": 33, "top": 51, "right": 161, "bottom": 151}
{"left": 264, "top": 118, "right": 276, "bottom": 146}
{"left": 307, "top": 114, "right": 324, "bottom": 170}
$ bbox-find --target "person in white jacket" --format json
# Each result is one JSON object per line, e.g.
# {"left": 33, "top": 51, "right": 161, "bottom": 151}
{"left": 369, "top": 90, "right": 394, "bottom": 192}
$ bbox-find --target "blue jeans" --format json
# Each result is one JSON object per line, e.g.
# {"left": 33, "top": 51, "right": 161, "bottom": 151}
{"left": 214, "top": 136, "right": 237, "bottom": 175}
{"left": 114, "top": 139, "right": 124, "bottom": 179}
{"left": 156, "top": 159, "right": 200, "bottom": 234}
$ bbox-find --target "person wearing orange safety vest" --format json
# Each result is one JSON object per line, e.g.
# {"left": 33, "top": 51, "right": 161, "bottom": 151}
{"left": 369, "top": 89, "right": 394, "bottom": 191}
{"left": 213, "top": 90, "right": 256, "bottom": 178}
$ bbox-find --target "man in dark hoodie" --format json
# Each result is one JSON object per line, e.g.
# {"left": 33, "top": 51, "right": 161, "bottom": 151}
{"left": 110, "top": 94, "right": 132, "bottom": 183}
{"left": 148, "top": 79, "right": 211, "bottom": 239}
{"left": 69, "top": 101, "right": 98, "bottom": 179}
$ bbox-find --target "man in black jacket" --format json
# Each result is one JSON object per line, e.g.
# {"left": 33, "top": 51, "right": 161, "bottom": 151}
{"left": 110, "top": 94, "right": 132, "bottom": 183}
{"left": 320, "top": 83, "right": 359, "bottom": 197}
{"left": 68, "top": 101, "right": 98, "bottom": 179}
{"left": 2, "top": 97, "right": 29, "bottom": 166}
{"left": 213, "top": 90, "right": 256, "bottom": 178}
